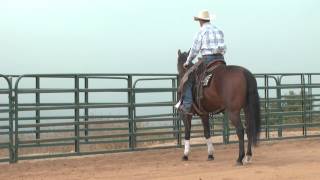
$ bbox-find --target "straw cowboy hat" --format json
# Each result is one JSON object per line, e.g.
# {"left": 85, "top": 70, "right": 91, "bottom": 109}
{"left": 194, "top": 10, "right": 216, "bottom": 21}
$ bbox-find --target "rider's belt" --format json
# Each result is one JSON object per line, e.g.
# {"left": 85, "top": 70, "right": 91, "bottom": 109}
{"left": 202, "top": 54, "right": 223, "bottom": 57}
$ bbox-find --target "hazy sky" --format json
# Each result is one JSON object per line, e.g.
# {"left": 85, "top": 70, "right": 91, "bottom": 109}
{"left": 1, "top": 0, "right": 320, "bottom": 74}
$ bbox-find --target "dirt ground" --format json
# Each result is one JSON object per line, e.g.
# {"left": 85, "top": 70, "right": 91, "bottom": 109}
{"left": 0, "top": 138, "right": 320, "bottom": 180}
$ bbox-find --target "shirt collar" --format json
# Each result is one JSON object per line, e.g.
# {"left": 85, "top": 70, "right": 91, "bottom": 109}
{"left": 201, "top": 22, "right": 211, "bottom": 29}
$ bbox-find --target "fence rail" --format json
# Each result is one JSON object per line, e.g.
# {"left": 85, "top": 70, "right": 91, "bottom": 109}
{"left": 0, "top": 73, "right": 320, "bottom": 163}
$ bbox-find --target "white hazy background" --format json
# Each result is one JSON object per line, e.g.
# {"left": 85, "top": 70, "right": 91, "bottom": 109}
{"left": 0, "top": 0, "right": 320, "bottom": 74}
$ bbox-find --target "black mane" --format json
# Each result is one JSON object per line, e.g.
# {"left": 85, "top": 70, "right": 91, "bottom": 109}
{"left": 177, "top": 49, "right": 193, "bottom": 77}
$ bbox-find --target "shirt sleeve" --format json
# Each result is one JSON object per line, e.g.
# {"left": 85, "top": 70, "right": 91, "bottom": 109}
{"left": 217, "top": 30, "right": 227, "bottom": 54}
{"left": 186, "top": 31, "right": 202, "bottom": 64}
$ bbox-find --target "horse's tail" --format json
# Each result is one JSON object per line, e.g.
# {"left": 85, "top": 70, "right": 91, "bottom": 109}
{"left": 244, "top": 70, "right": 261, "bottom": 146}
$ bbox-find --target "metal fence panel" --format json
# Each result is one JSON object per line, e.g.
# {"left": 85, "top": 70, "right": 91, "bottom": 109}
{"left": 0, "top": 75, "right": 14, "bottom": 163}
{"left": 0, "top": 73, "right": 319, "bottom": 163}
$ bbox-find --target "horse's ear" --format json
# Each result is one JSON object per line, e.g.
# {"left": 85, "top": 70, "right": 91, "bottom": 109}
{"left": 178, "top": 49, "right": 182, "bottom": 56}
{"left": 187, "top": 49, "right": 191, "bottom": 55}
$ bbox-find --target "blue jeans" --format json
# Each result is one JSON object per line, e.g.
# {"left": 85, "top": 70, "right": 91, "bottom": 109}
{"left": 182, "top": 55, "right": 225, "bottom": 109}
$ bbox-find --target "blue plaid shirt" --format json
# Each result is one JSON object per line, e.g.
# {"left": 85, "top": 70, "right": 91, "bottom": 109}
{"left": 186, "top": 22, "right": 226, "bottom": 64}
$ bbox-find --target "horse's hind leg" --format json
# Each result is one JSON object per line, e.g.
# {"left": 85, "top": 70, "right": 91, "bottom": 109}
{"left": 229, "top": 110, "right": 245, "bottom": 165}
{"left": 182, "top": 114, "right": 192, "bottom": 161}
{"left": 244, "top": 107, "right": 252, "bottom": 163}
{"left": 200, "top": 115, "right": 214, "bottom": 161}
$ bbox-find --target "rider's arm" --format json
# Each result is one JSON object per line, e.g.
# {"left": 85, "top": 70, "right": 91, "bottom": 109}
{"left": 185, "top": 31, "right": 202, "bottom": 65}
{"left": 217, "top": 30, "right": 227, "bottom": 54}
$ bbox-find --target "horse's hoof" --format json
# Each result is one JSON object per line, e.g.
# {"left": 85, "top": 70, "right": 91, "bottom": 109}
{"left": 243, "top": 155, "right": 252, "bottom": 164}
{"left": 236, "top": 160, "right": 243, "bottom": 166}
{"left": 182, "top": 155, "right": 188, "bottom": 161}
{"left": 207, "top": 155, "right": 214, "bottom": 161}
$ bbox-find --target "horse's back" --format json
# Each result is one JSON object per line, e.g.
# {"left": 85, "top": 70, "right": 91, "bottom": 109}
{"left": 205, "top": 65, "right": 249, "bottom": 111}
{"left": 224, "top": 65, "right": 250, "bottom": 84}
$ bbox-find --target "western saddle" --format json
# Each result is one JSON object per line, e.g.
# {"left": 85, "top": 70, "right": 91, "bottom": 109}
{"left": 178, "top": 59, "right": 226, "bottom": 115}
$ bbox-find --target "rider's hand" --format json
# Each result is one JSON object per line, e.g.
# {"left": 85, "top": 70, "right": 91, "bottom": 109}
{"left": 183, "top": 62, "right": 189, "bottom": 69}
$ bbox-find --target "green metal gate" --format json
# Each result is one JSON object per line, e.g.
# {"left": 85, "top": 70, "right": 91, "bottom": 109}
{"left": 0, "top": 75, "right": 14, "bottom": 163}
{"left": 0, "top": 73, "right": 320, "bottom": 163}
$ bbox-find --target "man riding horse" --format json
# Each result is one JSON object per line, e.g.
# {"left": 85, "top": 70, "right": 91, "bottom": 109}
{"left": 176, "top": 10, "right": 261, "bottom": 165}
{"left": 177, "top": 10, "right": 227, "bottom": 114}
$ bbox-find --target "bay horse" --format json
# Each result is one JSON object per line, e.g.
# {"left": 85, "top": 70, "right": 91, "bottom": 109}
{"left": 177, "top": 50, "right": 261, "bottom": 165}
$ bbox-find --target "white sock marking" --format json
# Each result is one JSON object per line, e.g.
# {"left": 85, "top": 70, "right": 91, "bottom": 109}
{"left": 184, "top": 140, "right": 190, "bottom": 156}
{"left": 206, "top": 138, "right": 214, "bottom": 155}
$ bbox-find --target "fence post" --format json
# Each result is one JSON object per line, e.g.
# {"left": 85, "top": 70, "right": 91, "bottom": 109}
{"left": 128, "top": 75, "right": 134, "bottom": 150}
{"left": 301, "top": 74, "right": 307, "bottom": 136}
{"left": 276, "top": 77, "right": 283, "bottom": 137}
{"left": 8, "top": 77, "right": 15, "bottom": 163}
{"left": 171, "top": 78, "right": 179, "bottom": 144}
{"left": 308, "top": 74, "right": 312, "bottom": 129}
{"left": 14, "top": 81, "right": 19, "bottom": 162}
{"left": 133, "top": 78, "right": 138, "bottom": 149}
{"left": 35, "top": 77, "right": 41, "bottom": 143}
{"left": 175, "top": 75, "right": 182, "bottom": 147}
{"left": 74, "top": 75, "right": 80, "bottom": 153}
{"left": 84, "top": 77, "right": 89, "bottom": 142}
{"left": 265, "top": 75, "right": 270, "bottom": 139}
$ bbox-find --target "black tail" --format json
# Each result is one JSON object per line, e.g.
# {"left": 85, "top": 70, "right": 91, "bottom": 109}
{"left": 244, "top": 70, "right": 261, "bottom": 146}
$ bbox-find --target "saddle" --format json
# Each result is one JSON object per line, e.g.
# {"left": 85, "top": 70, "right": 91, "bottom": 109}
{"left": 178, "top": 59, "right": 226, "bottom": 115}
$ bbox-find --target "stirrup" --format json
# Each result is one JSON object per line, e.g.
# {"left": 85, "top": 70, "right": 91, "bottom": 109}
{"left": 178, "top": 105, "right": 193, "bottom": 115}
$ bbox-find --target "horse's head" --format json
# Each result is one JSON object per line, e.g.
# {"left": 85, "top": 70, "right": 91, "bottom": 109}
{"left": 177, "top": 49, "right": 191, "bottom": 79}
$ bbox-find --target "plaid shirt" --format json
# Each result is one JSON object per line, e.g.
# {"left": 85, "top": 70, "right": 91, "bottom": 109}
{"left": 186, "top": 22, "right": 226, "bottom": 64}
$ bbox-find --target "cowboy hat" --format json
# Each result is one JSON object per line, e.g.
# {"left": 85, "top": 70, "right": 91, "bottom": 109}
{"left": 194, "top": 10, "right": 216, "bottom": 21}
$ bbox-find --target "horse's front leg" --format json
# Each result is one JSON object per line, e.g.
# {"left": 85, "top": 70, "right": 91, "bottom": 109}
{"left": 182, "top": 114, "right": 192, "bottom": 161}
{"left": 200, "top": 114, "right": 214, "bottom": 161}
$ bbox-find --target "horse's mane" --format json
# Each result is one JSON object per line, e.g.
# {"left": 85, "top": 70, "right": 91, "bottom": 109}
{"left": 177, "top": 52, "right": 187, "bottom": 73}
{"left": 177, "top": 51, "right": 194, "bottom": 77}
